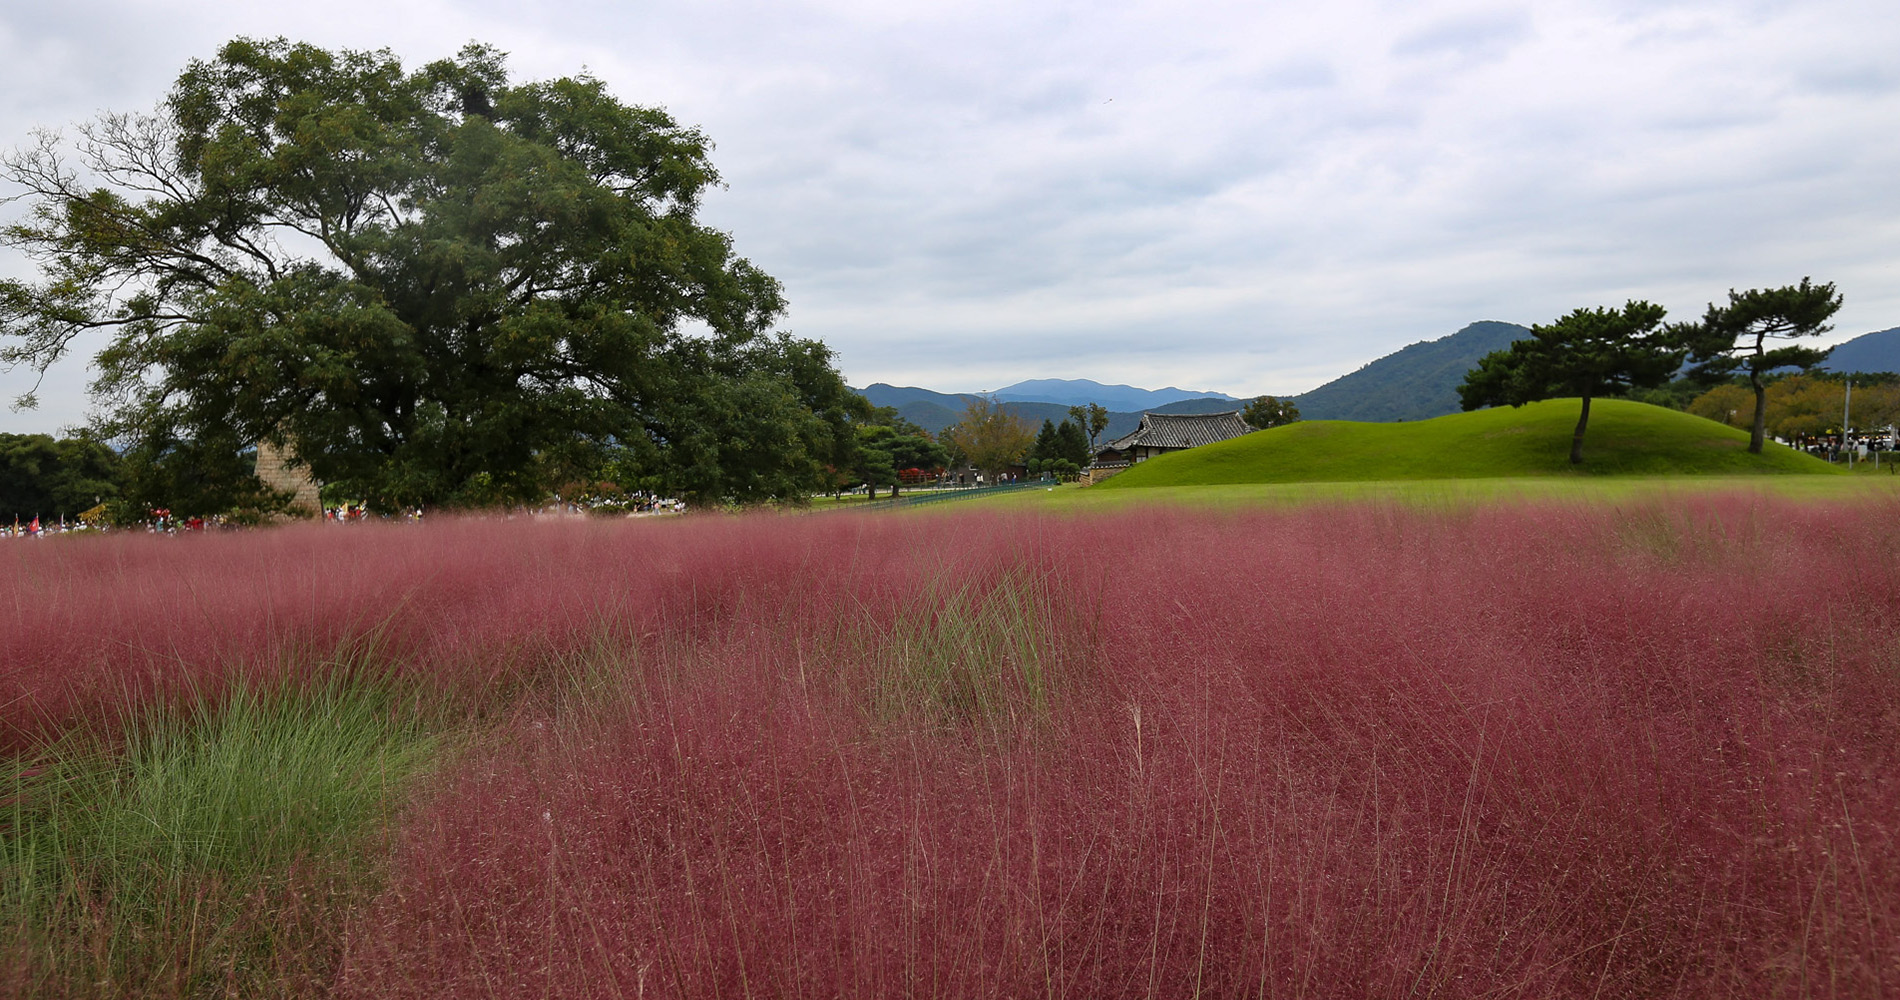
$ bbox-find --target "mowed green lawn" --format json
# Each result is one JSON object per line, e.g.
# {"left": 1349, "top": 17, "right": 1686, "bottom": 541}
{"left": 1094, "top": 398, "right": 1842, "bottom": 489}
{"left": 1022, "top": 474, "right": 1900, "bottom": 513}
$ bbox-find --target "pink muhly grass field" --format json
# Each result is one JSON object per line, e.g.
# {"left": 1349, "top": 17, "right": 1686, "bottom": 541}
{"left": 5, "top": 495, "right": 1899, "bottom": 998}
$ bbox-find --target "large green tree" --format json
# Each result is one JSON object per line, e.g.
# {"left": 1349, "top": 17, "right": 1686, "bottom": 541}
{"left": 849, "top": 425, "right": 899, "bottom": 500}
{"left": 1673, "top": 279, "right": 1842, "bottom": 454}
{"left": 1458, "top": 301, "right": 1681, "bottom": 464}
{"left": 0, "top": 38, "right": 851, "bottom": 510}
{"left": 847, "top": 423, "right": 947, "bottom": 500}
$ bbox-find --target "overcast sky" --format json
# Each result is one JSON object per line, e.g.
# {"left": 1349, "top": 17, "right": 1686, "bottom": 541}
{"left": 3, "top": 0, "right": 1897, "bottom": 433}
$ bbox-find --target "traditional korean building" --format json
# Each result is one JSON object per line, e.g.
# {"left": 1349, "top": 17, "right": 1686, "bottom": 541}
{"left": 1087, "top": 410, "right": 1253, "bottom": 482}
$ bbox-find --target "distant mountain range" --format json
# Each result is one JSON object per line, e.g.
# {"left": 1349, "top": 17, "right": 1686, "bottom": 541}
{"left": 854, "top": 382, "right": 1237, "bottom": 439}
{"left": 854, "top": 322, "right": 1900, "bottom": 434}
{"left": 989, "top": 378, "right": 1238, "bottom": 410}
{"left": 854, "top": 323, "right": 1529, "bottom": 432}
{"left": 1820, "top": 327, "right": 1900, "bottom": 374}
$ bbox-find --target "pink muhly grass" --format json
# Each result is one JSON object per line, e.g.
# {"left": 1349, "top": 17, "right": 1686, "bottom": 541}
{"left": 0, "top": 513, "right": 864, "bottom": 750}
{"left": 308, "top": 494, "right": 1900, "bottom": 998}
{"left": 5, "top": 495, "right": 1897, "bottom": 996}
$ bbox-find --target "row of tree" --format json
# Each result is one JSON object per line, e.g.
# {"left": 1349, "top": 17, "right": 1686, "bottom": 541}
{"left": 929, "top": 399, "right": 1114, "bottom": 486}
{"left": 0, "top": 433, "right": 122, "bottom": 523}
{"left": 0, "top": 396, "right": 1049, "bottom": 520}
{"left": 1687, "top": 373, "right": 1900, "bottom": 443}
{"left": 1025, "top": 418, "right": 1092, "bottom": 480}
{"left": 1459, "top": 279, "right": 1844, "bottom": 462}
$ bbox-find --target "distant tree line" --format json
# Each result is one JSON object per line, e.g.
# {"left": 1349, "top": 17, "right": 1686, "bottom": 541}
{"left": 0, "top": 394, "right": 1154, "bottom": 519}
{"left": 0, "top": 433, "right": 122, "bottom": 523}
{"left": 1687, "top": 372, "right": 1900, "bottom": 442}
{"left": 1025, "top": 418, "right": 1091, "bottom": 480}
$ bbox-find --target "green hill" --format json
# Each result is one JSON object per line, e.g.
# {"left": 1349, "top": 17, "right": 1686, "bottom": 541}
{"left": 1095, "top": 399, "right": 1843, "bottom": 488}
{"left": 1292, "top": 320, "right": 1529, "bottom": 422}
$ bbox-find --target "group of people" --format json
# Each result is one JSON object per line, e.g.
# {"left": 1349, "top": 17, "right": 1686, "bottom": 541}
{"left": 324, "top": 504, "right": 421, "bottom": 523}
{"left": 2, "top": 512, "right": 213, "bottom": 537}
{"left": 4, "top": 496, "right": 684, "bottom": 538}
{"left": 1796, "top": 433, "right": 1894, "bottom": 464}
{"left": 3, "top": 517, "right": 65, "bottom": 538}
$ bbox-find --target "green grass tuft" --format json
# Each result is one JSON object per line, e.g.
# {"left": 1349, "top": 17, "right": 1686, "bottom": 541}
{"left": 1095, "top": 398, "right": 1842, "bottom": 489}
{"left": 3, "top": 677, "right": 444, "bottom": 998}
{"left": 867, "top": 570, "right": 1098, "bottom": 730}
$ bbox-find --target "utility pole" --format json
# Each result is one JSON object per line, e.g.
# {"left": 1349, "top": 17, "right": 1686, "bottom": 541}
{"left": 1843, "top": 379, "right": 1854, "bottom": 468}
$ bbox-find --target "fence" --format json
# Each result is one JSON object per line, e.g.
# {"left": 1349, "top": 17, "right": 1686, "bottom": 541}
{"left": 828, "top": 479, "right": 1049, "bottom": 513}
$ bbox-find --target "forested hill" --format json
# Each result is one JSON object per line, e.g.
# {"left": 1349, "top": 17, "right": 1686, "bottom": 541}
{"left": 1292, "top": 321, "right": 1530, "bottom": 422}
{"left": 859, "top": 319, "right": 1898, "bottom": 434}
{"left": 854, "top": 384, "right": 977, "bottom": 433}
{"left": 1819, "top": 327, "right": 1900, "bottom": 374}
{"left": 852, "top": 384, "right": 1237, "bottom": 438}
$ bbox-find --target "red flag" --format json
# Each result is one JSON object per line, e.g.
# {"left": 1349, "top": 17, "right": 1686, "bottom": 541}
{"left": 28, "top": 517, "right": 40, "bottom": 535}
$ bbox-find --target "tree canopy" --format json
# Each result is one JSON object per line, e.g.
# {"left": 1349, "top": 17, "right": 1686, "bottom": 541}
{"left": 1688, "top": 372, "right": 1900, "bottom": 443}
{"left": 0, "top": 433, "right": 121, "bottom": 522}
{"left": 1026, "top": 418, "right": 1090, "bottom": 480}
{"left": 1067, "top": 403, "right": 1109, "bottom": 450}
{"left": 0, "top": 38, "right": 854, "bottom": 509}
{"left": 848, "top": 422, "right": 947, "bottom": 499}
{"left": 942, "top": 396, "right": 1032, "bottom": 480}
{"left": 1673, "top": 278, "right": 1842, "bottom": 454}
{"left": 1241, "top": 395, "right": 1300, "bottom": 430}
{"left": 1458, "top": 301, "right": 1680, "bottom": 464}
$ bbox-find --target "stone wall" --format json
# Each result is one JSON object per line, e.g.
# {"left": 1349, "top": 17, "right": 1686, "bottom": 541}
{"left": 254, "top": 439, "right": 322, "bottom": 517}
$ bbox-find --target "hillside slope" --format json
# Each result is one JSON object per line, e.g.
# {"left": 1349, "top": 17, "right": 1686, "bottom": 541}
{"left": 1820, "top": 327, "right": 1900, "bottom": 374}
{"left": 1293, "top": 320, "right": 1528, "bottom": 422}
{"left": 1096, "top": 399, "right": 1842, "bottom": 488}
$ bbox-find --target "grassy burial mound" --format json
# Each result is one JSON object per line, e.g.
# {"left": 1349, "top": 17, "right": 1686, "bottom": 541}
{"left": 1096, "top": 397, "right": 1840, "bottom": 488}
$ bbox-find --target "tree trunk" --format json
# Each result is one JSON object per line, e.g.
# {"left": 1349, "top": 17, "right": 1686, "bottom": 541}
{"left": 1570, "top": 394, "right": 1592, "bottom": 465}
{"left": 1749, "top": 375, "right": 1768, "bottom": 454}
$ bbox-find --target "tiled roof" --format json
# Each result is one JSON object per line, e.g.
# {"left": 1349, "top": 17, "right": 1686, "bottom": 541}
{"left": 1102, "top": 410, "right": 1252, "bottom": 452}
